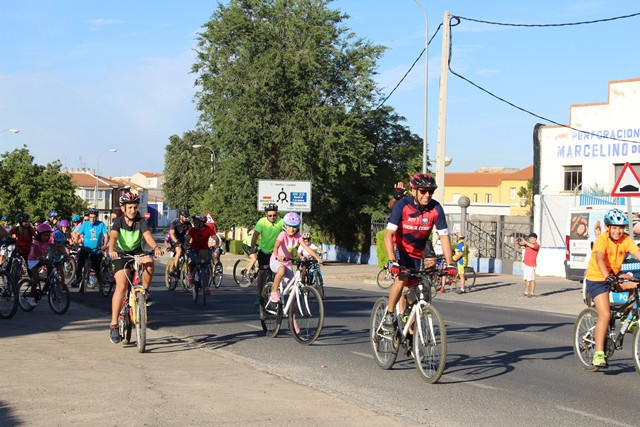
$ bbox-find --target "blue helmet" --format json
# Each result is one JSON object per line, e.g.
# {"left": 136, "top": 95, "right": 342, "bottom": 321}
{"left": 53, "top": 230, "right": 67, "bottom": 243}
{"left": 604, "top": 208, "right": 628, "bottom": 226}
{"left": 71, "top": 215, "right": 81, "bottom": 222}
{"left": 1, "top": 215, "right": 7, "bottom": 221}
{"left": 48, "top": 210, "right": 58, "bottom": 218}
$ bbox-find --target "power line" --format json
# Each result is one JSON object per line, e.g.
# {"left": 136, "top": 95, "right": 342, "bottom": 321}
{"left": 447, "top": 12, "right": 640, "bottom": 144}
{"left": 375, "top": 23, "right": 442, "bottom": 110}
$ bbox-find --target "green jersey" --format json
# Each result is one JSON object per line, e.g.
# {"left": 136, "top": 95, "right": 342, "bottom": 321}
{"left": 111, "top": 215, "right": 150, "bottom": 253}
{"left": 254, "top": 216, "right": 283, "bottom": 254}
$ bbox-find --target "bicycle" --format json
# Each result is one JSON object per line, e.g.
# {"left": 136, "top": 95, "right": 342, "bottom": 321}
{"left": 211, "top": 246, "right": 223, "bottom": 289}
{"left": 191, "top": 251, "right": 213, "bottom": 305}
{"left": 77, "top": 248, "right": 113, "bottom": 297}
{"left": 233, "top": 246, "right": 258, "bottom": 288}
{"left": 164, "top": 246, "right": 189, "bottom": 292}
{"left": 370, "top": 266, "right": 448, "bottom": 384}
{"left": 0, "top": 267, "right": 17, "bottom": 319}
{"left": 63, "top": 245, "right": 78, "bottom": 283}
{"left": 436, "top": 256, "right": 476, "bottom": 292}
{"left": 376, "top": 265, "right": 394, "bottom": 289}
{"left": 573, "top": 274, "right": 640, "bottom": 375}
{"left": 2, "top": 237, "right": 26, "bottom": 286}
{"left": 17, "top": 261, "right": 71, "bottom": 315}
{"left": 302, "top": 257, "right": 325, "bottom": 298}
{"left": 259, "top": 260, "right": 324, "bottom": 345}
{"left": 116, "top": 252, "right": 155, "bottom": 353}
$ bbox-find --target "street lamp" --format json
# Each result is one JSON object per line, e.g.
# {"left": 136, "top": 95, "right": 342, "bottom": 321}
{"left": 94, "top": 148, "right": 118, "bottom": 208}
{"left": 192, "top": 144, "right": 216, "bottom": 175}
{"left": 415, "top": 0, "right": 428, "bottom": 173}
{"left": 0, "top": 129, "right": 20, "bottom": 134}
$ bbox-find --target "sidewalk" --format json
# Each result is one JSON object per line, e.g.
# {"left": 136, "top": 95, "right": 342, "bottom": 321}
{"left": 1, "top": 254, "right": 585, "bottom": 426}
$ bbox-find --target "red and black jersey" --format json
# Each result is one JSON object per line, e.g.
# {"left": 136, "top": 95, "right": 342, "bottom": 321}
{"left": 387, "top": 196, "right": 449, "bottom": 258}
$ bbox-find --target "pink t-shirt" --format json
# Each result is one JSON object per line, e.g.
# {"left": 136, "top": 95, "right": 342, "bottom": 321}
{"left": 270, "top": 231, "right": 303, "bottom": 268}
{"left": 29, "top": 239, "right": 50, "bottom": 261}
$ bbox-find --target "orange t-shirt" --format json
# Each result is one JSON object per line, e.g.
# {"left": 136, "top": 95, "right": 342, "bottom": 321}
{"left": 585, "top": 232, "right": 639, "bottom": 281}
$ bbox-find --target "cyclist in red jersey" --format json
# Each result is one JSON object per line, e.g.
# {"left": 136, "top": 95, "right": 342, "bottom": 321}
{"left": 381, "top": 173, "right": 456, "bottom": 332}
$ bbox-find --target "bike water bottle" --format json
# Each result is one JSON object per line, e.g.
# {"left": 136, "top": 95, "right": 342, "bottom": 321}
{"left": 133, "top": 270, "right": 140, "bottom": 284}
{"left": 401, "top": 304, "right": 413, "bottom": 323}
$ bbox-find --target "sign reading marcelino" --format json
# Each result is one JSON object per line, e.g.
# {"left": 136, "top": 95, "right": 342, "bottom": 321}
{"left": 257, "top": 180, "right": 312, "bottom": 213}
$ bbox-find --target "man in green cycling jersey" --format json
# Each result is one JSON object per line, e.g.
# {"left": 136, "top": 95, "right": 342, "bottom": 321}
{"left": 108, "top": 192, "right": 163, "bottom": 344}
{"left": 250, "top": 203, "right": 283, "bottom": 302}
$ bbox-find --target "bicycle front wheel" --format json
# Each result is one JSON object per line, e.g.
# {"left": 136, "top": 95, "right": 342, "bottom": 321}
{"left": 135, "top": 292, "right": 147, "bottom": 353}
{"left": 63, "top": 258, "right": 76, "bottom": 283}
{"left": 0, "top": 271, "right": 18, "bottom": 319}
{"left": 181, "top": 260, "right": 193, "bottom": 292}
{"left": 632, "top": 327, "right": 640, "bottom": 376}
{"left": 370, "top": 297, "right": 398, "bottom": 369}
{"left": 18, "top": 278, "right": 36, "bottom": 312}
{"left": 312, "top": 271, "right": 325, "bottom": 299}
{"left": 289, "top": 285, "right": 324, "bottom": 345}
{"left": 233, "top": 259, "right": 253, "bottom": 288}
{"left": 414, "top": 304, "right": 447, "bottom": 384}
{"left": 260, "top": 282, "right": 282, "bottom": 338}
{"left": 165, "top": 258, "right": 179, "bottom": 291}
{"left": 213, "top": 261, "right": 223, "bottom": 288}
{"left": 48, "top": 278, "right": 70, "bottom": 314}
{"left": 376, "top": 268, "right": 394, "bottom": 289}
{"left": 573, "top": 307, "right": 599, "bottom": 371}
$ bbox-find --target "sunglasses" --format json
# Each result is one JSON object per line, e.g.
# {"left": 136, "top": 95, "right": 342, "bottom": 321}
{"left": 417, "top": 188, "right": 435, "bottom": 195}
{"left": 267, "top": 214, "right": 277, "bottom": 218}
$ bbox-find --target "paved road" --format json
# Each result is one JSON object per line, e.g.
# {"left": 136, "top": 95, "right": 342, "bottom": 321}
{"left": 2, "top": 253, "right": 638, "bottom": 425}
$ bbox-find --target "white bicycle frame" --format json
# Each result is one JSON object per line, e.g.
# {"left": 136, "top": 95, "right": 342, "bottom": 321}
{"left": 395, "top": 299, "right": 436, "bottom": 348}
{"left": 275, "top": 269, "right": 307, "bottom": 317}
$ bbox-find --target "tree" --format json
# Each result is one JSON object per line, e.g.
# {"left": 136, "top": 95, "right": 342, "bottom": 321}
{"left": 518, "top": 178, "right": 534, "bottom": 217}
{"left": 184, "top": 0, "right": 424, "bottom": 250}
{"left": 0, "top": 147, "right": 86, "bottom": 221}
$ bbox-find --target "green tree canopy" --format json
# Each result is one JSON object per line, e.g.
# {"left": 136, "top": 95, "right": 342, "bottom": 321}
{"left": 167, "top": 0, "right": 425, "bottom": 250}
{"left": 0, "top": 147, "right": 86, "bottom": 223}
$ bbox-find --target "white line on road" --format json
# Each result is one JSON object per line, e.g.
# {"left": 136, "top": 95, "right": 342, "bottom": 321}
{"left": 351, "top": 351, "right": 374, "bottom": 359}
{"left": 244, "top": 323, "right": 262, "bottom": 330}
{"left": 556, "top": 406, "right": 634, "bottom": 427}
{"left": 446, "top": 375, "right": 499, "bottom": 389}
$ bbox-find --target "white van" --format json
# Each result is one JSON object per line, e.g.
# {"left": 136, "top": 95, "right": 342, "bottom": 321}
{"left": 564, "top": 205, "right": 640, "bottom": 282}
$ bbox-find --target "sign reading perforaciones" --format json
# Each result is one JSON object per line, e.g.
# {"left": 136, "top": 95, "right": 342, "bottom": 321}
{"left": 257, "top": 180, "right": 311, "bottom": 213}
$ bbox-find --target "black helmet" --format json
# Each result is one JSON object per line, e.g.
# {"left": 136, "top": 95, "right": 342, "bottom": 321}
{"left": 409, "top": 173, "right": 437, "bottom": 190}
{"left": 87, "top": 208, "right": 99, "bottom": 216}
{"left": 264, "top": 203, "right": 278, "bottom": 213}
{"left": 17, "top": 213, "right": 30, "bottom": 223}
{"left": 178, "top": 209, "right": 190, "bottom": 217}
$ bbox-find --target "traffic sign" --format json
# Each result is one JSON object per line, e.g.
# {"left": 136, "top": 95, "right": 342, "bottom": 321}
{"left": 258, "top": 180, "right": 311, "bottom": 212}
{"left": 611, "top": 162, "right": 640, "bottom": 197}
{"left": 144, "top": 212, "right": 151, "bottom": 219}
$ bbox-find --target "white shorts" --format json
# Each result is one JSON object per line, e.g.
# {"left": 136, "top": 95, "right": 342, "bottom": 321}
{"left": 523, "top": 264, "right": 536, "bottom": 281}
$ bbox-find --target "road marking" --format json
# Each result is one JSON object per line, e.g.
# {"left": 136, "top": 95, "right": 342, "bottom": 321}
{"left": 351, "top": 351, "right": 374, "bottom": 359}
{"left": 556, "top": 406, "right": 634, "bottom": 427}
{"left": 244, "top": 323, "right": 262, "bottom": 330}
{"left": 446, "top": 375, "right": 499, "bottom": 389}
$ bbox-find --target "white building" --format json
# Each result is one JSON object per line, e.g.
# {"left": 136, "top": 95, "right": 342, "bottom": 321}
{"left": 536, "top": 78, "right": 640, "bottom": 277}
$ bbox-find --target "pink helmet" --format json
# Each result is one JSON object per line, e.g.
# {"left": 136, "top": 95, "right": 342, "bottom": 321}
{"left": 37, "top": 223, "right": 52, "bottom": 234}
{"left": 59, "top": 219, "right": 70, "bottom": 227}
{"left": 282, "top": 212, "right": 301, "bottom": 227}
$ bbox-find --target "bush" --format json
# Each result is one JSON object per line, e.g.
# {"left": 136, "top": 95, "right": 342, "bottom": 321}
{"left": 376, "top": 229, "right": 387, "bottom": 269}
{"left": 228, "top": 239, "right": 244, "bottom": 255}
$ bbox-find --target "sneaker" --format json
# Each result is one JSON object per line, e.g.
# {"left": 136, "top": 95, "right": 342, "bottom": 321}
{"left": 380, "top": 312, "right": 396, "bottom": 333}
{"left": 628, "top": 317, "right": 638, "bottom": 333}
{"left": 522, "top": 293, "right": 529, "bottom": 297}
{"left": 592, "top": 351, "right": 608, "bottom": 368}
{"left": 27, "top": 297, "right": 37, "bottom": 308}
{"left": 109, "top": 324, "right": 121, "bottom": 344}
{"left": 145, "top": 293, "right": 155, "bottom": 307}
{"left": 529, "top": 294, "right": 537, "bottom": 298}
{"left": 69, "top": 278, "right": 79, "bottom": 288}
{"left": 456, "top": 288, "right": 467, "bottom": 294}
{"left": 205, "top": 286, "right": 211, "bottom": 295}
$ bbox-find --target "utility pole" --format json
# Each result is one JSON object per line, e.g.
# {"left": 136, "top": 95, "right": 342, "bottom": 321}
{"left": 435, "top": 10, "right": 451, "bottom": 205}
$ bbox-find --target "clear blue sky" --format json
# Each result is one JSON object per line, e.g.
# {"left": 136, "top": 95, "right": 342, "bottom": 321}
{"left": 1, "top": 1, "right": 638, "bottom": 177}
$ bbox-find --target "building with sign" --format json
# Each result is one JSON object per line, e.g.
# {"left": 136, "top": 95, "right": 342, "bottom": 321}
{"left": 534, "top": 78, "right": 640, "bottom": 277}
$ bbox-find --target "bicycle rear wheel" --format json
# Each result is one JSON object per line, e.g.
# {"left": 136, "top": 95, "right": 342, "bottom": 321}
{"left": 63, "top": 258, "right": 76, "bottom": 283}
{"left": 376, "top": 268, "right": 394, "bottom": 289}
{"left": 414, "top": 304, "right": 447, "bottom": 384}
{"left": 233, "top": 259, "right": 254, "bottom": 288}
{"left": 181, "top": 259, "right": 193, "bottom": 292}
{"left": 135, "top": 292, "right": 147, "bottom": 353}
{"left": 0, "top": 271, "right": 18, "bottom": 319}
{"left": 18, "top": 278, "right": 36, "bottom": 312}
{"left": 289, "top": 285, "right": 324, "bottom": 345}
{"left": 573, "top": 307, "right": 598, "bottom": 371}
{"left": 465, "top": 267, "right": 476, "bottom": 289}
{"left": 370, "top": 297, "right": 398, "bottom": 369}
{"left": 260, "top": 282, "right": 282, "bottom": 337}
{"left": 48, "top": 278, "right": 70, "bottom": 314}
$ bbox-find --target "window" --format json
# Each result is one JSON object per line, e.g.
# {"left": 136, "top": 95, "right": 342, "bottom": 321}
{"left": 563, "top": 166, "right": 582, "bottom": 191}
{"left": 614, "top": 163, "right": 640, "bottom": 180}
{"left": 485, "top": 193, "right": 492, "bottom": 203}
{"left": 84, "top": 189, "right": 94, "bottom": 200}
{"left": 509, "top": 187, "right": 517, "bottom": 200}
{"left": 473, "top": 193, "right": 478, "bottom": 202}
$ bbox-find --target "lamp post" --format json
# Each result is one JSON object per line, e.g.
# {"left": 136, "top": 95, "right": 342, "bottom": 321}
{"left": 0, "top": 129, "right": 20, "bottom": 134}
{"left": 415, "top": 0, "right": 428, "bottom": 173}
{"left": 192, "top": 144, "right": 216, "bottom": 175}
{"left": 94, "top": 148, "right": 118, "bottom": 208}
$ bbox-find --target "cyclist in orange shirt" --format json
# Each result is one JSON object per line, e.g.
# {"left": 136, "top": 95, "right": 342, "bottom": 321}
{"left": 584, "top": 208, "right": 640, "bottom": 368}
